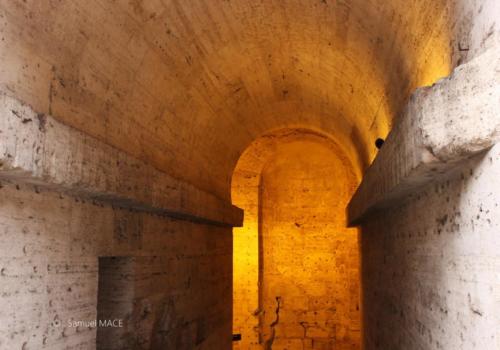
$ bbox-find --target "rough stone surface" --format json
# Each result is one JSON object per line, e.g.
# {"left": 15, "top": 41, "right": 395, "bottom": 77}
{"left": 361, "top": 144, "right": 500, "bottom": 349}
{"left": 347, "top": 42, "right": 500, "bottom": 350}
{"left": 260, "top": 141, "right": 360, "bottom": 350}
{"left": 232, "top": 129, "right": 360, "bottom": 350}
{"left": 348, "top": 44, "right": 500, "bottom": 226}
{"left": 232, "top": 129, "right": 361, "bottom": 350}
{"left": 1, "top": 0, "right": 498, "bottom": 198}
{"left": 0, "top": 93, "right": 243, "bottom": 227}
{"left": 0, "top": 181, "right": 232, "bottom": 349}
{"left": 0, "top": 1, "right": 499, "bottom": 350}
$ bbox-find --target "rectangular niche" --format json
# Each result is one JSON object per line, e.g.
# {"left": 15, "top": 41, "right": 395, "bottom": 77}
{"left": 96, "top": 256, "right": 135, "bottom": 349}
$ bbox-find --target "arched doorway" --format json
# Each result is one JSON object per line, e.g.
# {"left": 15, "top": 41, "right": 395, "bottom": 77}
{"left": 232, "top": 128, "right": 361, "bottom": 349}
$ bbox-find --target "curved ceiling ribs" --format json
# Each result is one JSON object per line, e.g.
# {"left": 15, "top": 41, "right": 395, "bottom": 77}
{"left": 0, "top": 0, "right": 454, "bottom": 199}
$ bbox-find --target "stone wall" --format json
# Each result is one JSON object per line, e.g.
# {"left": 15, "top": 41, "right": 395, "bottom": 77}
{"left": 0, "top": 181, "right": 233, "bottom": 349}
{"left": 232, "top": 130, "right": 361, "bottom": 350}
{"left": 232, "top": 164, "right": 261, "bottom": 348}
{"left": 259, "top": 140, "right": 360, "bottom": 349}
{"left": 0, "top": 94, "right": 238, "bottom": 349}
{"left": 361, "top": 146, "right": 500, "bottom": 349}
{"left": 0, "top": 1, "right": 499, "bottom": 350}
{"left": 348, "top": 42, "right": 500, "bottom": 349}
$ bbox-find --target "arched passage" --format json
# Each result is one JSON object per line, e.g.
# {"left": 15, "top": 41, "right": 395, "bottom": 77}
{"left": 1, "top": 1, "right": 499, "bottom": 349}
{"left": 232, "top": 128, "right": 361, "bottom": 349}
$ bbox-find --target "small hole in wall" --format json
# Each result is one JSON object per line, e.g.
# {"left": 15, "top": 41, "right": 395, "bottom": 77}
{"left": 375, "top": 138, "right": 385, "bottom": 149}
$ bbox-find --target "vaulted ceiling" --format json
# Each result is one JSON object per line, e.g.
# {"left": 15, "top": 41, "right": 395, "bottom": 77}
{"left": 0, "top": 0, "right": 464, "bottom": 199}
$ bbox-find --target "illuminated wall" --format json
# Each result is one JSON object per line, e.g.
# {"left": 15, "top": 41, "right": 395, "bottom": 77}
{"left": 232, "top": 129, "right": 360, "bottom": 349}
{"left": 232, "top": 158, "right": 261, "bottom": 349}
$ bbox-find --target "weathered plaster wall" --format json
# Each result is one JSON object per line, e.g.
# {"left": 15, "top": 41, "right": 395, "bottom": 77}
{"left": 0, "top": 181, "right": 232, "bottom": 349}
{"left": 361, "top": 145, "right": 500, "bottom": 349}
{"left": 259, "top": 140, "right": 360, "bottom": 349}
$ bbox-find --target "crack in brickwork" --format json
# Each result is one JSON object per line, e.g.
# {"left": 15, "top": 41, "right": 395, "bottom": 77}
{"left": 263, "top": 296, "right": 281, "bottom": 350}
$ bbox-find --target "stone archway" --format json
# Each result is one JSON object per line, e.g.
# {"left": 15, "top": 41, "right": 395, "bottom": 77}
{"left": 232, "top": 128, "right": 361, "bottom": 349}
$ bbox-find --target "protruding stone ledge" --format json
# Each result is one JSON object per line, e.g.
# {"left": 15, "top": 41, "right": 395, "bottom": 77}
{"left": 0, "top": 94, "right": 243, "bottom": 227}
{"left": 347, "top": 44, "right": 500, "bottom": 226}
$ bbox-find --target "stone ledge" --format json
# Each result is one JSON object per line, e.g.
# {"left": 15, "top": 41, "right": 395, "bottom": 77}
{"left": 0, "top": 94, "right": 243, "bottom": 227}
{"left": 347, "top": 44, "right": 500, "bottom": 226}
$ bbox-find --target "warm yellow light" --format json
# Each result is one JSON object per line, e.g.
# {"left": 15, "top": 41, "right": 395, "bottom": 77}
{"left": 232, "top": 129, "right": 361, "bottom": 349}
